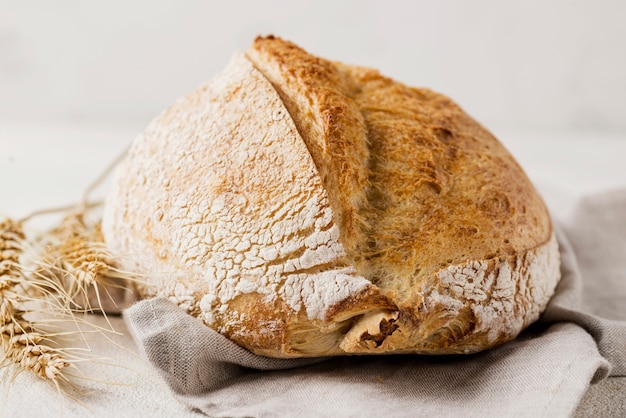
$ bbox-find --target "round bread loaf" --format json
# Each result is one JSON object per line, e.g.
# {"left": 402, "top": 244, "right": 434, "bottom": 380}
{"left": 102, "top": 36, "right": 560, "bottom": 357}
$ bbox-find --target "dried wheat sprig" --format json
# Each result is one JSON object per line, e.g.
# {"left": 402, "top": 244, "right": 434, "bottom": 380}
{"left": 58, "top": 236, "right": 115, "bottom": 297}
{"left": 33, "top": 209, "right": 139, "bottom": 315}
{"left": 78, "top": 144, "right": 130, "bottom": 211}
{"left": 26, "top": 143, "right": 137, "bottom": 316}
{"left": 1, "top": 146, "right": 137, "bottom": 396}
{"left": 1, "top": 218, "right": 28, "bottom": 323}
{"left": 0, "top": 298, "right": 100, "bottom": 394}
{"left": 0, "top": 218, "right": 25, "bottom": 283}
{"left": 1, "top": 217, "right": 74, "bottom": 388}
{"left": 1, "top": 317, "right": 71, "bottom": 381}
{"left": 0, "top": 322, "right": 68, "bottom": 384}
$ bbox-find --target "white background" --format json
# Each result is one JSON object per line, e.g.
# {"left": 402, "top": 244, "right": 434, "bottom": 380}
{"left": 1, "top": 0, "right": 625, "bottom": 133}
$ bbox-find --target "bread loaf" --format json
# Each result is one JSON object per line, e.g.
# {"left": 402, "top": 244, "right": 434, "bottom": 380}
{"left": 102, "top": 36, "right": 560, "bottom": 357}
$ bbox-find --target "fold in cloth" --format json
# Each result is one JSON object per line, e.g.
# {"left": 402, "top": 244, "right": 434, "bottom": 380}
{"left": 124, "top": 191, "right": 626, "bottom": 417}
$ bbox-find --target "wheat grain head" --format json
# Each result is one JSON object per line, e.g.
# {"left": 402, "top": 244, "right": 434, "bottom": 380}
{"left": 0, "top": 217, "right": 74, "bottom": 388}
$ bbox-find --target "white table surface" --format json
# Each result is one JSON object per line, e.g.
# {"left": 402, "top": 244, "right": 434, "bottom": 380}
{"left": 1, "top": 121, "right": 625, "bottom": 417}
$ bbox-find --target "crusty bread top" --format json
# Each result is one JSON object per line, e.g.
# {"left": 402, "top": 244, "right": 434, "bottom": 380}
{"left": 103, "top": 36, "right": 560, "bottom": 358}
{"left": 247, "top": 36, "right": 553, "bottom": 305}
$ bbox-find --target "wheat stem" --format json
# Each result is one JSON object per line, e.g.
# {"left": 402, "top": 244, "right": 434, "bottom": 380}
{"left": 80, "top": 145, "right": 130, "bottom": 210}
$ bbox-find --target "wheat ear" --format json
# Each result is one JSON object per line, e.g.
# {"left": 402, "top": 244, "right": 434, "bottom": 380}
{"left": 36, "top": 209, "right": 139, "bottom": 317}
{"left": 1, "top": 146, "right": 136, "bottom": 392}
{"left": 0, "top": 218, "right": 72, "bottom": 386}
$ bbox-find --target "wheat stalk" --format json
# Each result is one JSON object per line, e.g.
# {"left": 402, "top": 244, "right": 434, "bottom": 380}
{"left": 0, "top": 218, "right": 72, "bottom": 387}
{"left": 38, "top": 210, "right": 138, "bottom": 315}
{"left": 1, "top": 147, "right": 138, "bottom": 392}
{"left": 1, "top": 210, "right": 141, "bottom": 391}
{"left": 2, "top": 315, "right": 71, "bottom": 382}
{"left": 0, "top": 218, "right": 24, "bottom": 284}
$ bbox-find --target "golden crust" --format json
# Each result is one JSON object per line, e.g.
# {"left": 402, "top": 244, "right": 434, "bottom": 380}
{"left": 243, "top": 36, "right": 558, "bottom": 354}
{"left": 103, "top": 36, "right": 561, "bottom": 357}
{"left": 248, "top": 36, "right": 552, "bottom": 296}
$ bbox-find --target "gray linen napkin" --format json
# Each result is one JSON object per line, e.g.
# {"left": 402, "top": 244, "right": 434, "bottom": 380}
{"left": 540, "top": 197, "right": 626, "bottom": 376}
{"left": 124, "top": 190, "right": 626, "bottom": 418}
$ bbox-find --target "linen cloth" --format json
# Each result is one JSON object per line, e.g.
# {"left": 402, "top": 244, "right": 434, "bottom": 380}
{"left": 124, "top": 190, "right": 626, "bottom": 418}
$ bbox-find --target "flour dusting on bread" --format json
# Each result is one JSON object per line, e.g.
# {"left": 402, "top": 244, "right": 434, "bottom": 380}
{"left": 429, "top": 233, "right": 560, "bottom": 347}
{"left": 103, "top": 52, "right": 373, "bottom": 336}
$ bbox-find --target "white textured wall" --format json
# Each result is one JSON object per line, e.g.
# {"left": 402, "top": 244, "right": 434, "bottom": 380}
{"left": 1, "top": 0, "right": 625, "bottom": 133}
